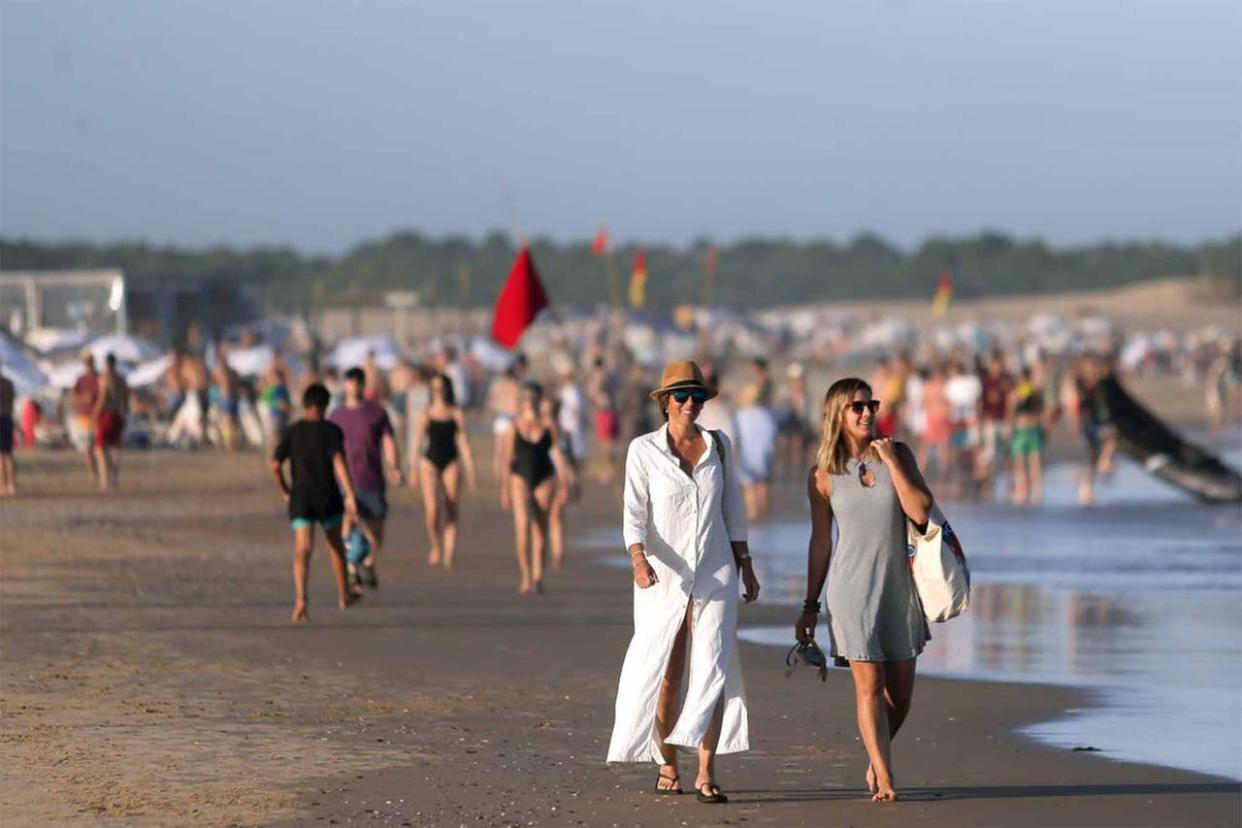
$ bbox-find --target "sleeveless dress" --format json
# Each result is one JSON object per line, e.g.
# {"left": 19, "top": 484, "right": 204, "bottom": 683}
{"left": 826, "top": 457, "right": 930, "bottom": 662}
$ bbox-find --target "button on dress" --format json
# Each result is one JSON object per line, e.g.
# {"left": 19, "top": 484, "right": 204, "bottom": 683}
{"left": 607, "top": 424, "right": 750, "bottom": 763}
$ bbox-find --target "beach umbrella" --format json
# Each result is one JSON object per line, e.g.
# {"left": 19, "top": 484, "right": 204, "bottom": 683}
{"left": 0, "top": 336, "right": 50, "bottom": 395}
{"left": 41, "top": 360, "right": 86, "bottom": 390}
{"left": 88, "top": 334, "right": 161, "bottom": 364}
{"left": 127, "top": 355, "right": 173, "bottom": 388}
{"left": 26, "top": 328, "right": 93, "bottom": 356}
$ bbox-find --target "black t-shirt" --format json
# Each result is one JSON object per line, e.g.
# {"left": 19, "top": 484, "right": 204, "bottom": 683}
{"left": 274, "top": 419, "right": 346, "bottom": 520}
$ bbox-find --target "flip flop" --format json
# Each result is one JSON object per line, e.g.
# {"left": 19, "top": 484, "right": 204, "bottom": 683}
{"left": 653, "top": 771, "right": 682, "bottom": 795}
{"left": 696, "top": 782, "right": 727, "bottom": 804}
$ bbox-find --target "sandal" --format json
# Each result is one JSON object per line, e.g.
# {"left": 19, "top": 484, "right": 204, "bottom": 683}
{"left": 696, "top": 781, "right": 728, "bottom": 804}
{"left": 361, "top": 562, "right": 378, "bottom": 590}
{"left": 654, "top": 770, "right": 682, "bottom": 795}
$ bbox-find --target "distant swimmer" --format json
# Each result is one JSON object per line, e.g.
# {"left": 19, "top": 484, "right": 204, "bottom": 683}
{"left": 271, "top": 383, "right": 360, "bottom": 623}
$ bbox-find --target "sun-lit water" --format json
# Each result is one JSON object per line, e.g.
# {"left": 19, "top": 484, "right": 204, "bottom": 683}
{"left": 584, "top": 445, "right": 1242, "bottom": 780}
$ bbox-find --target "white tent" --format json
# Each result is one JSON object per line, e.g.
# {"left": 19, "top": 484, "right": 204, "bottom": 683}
{"left": 127, "top": 355, "right": 173, "bottom": 388}
{"left": 328, "top": 336, "right": 400, "bottom": 372}
{"left": 224, "top": 345, "right": 276, "bottom": 377}
{"left": 89, "top": 334, "right": 161, "bottom": 364}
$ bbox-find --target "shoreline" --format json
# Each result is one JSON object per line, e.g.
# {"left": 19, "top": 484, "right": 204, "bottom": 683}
{"left": 1, "top": 450, "right": 1238, "bottom": 826}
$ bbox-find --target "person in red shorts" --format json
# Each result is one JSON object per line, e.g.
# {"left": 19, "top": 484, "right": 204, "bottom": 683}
{"left": 92, "top": 353, "right": 129, "bottom": 491}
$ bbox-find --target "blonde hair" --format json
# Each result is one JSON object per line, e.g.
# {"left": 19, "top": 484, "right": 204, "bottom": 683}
{"left": 815, "top": 377, "right": 875, "bottom": 476}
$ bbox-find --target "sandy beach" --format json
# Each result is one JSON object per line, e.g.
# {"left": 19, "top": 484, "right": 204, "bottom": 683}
{"left": 1, "top": 447, "right": 1239, "bottom": 827}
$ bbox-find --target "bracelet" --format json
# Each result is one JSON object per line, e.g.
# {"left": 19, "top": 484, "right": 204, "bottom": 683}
{"left": 735, "top": 553, "right": 751, "bottom": 564}
{"left": 802, "top": 599, "right": 821, "bottom": 614}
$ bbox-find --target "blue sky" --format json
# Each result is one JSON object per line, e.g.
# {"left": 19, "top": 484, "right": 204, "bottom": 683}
{"left": 2, "top": 0, "right": 1239, "bottom": 252}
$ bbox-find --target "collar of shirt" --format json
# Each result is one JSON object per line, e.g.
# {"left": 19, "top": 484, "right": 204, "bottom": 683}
{"left": 654, "top": 423, "right": 713, "bottom": 469}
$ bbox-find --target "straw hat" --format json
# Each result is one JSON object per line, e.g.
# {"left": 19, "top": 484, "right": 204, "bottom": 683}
{"left": 649, "top": 360, "right": 717, "bottom": 401}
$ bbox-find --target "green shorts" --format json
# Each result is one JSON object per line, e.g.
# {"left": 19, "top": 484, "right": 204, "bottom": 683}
{"left": 1011, "top": 425, "right": 1044, "bottom": 457}
{"left": 290, "top": 514, "right": 344, "bottom": 531}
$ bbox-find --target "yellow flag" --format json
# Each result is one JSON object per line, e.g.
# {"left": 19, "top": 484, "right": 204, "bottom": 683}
{"left": 629, "top": 248, "right": 648, "bottom": 309}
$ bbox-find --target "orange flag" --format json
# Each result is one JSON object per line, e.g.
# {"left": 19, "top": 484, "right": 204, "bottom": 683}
{"left": 591, "top": 225, "right": 609, "bottom": 257}
{"left": 932, "top": 272, "right": 953, "bottom": 317}
{"left": 628, "top": 248, "right": 648, "bottom": 309}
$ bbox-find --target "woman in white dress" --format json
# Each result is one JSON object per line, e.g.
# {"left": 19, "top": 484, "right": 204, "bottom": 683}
{"left": 607, "top": 360, "right": 761, "bottom": 804}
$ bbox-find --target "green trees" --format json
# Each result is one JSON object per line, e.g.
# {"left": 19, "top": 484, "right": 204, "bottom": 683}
{"left": 2, "top": 230, "right": 1237, "bottom": 313}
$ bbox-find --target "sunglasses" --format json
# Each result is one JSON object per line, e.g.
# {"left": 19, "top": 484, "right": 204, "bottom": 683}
{"left": 785, "top": 640, "right": 829, "bottom": 681}
{"left": 670, "top": 389, "right": 710, "bottom": 404}
{"left": 848, "top": 400, "right": 881, "bottom": 415}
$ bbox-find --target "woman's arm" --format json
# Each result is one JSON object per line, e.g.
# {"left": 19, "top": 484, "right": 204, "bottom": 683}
{"left": 622, "top": 440, "right": 657, "bottom": 588}
{"left": 547, "top": 423, "right": 575, "bottom": 489}
{"left": 875, "top": 438, "right": 933, "bottom": 525}
{"left": 796, "top": 467, "right": 833, "bottom": 642}
{"left": 453, "top": 409, "right": 477, "bottom": 490}
{"left": 408, "top": 411, "right": 428, "bottom": 488}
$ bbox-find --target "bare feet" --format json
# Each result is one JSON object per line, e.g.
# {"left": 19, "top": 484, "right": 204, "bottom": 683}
{"left": 338, "top": 592, "right": 361, "bottom": 610}
{"left": 533, "top": 580, "right": 545, "bottom": 595}
{"left": 518, "top": 579, "right": 533, "bottom": 595}
{"left": 872, "top": 786, "right": 898, "bottom": 803}
{"left": 866, "top": 764, "right": 878, "bottom": 794}
{"left": 428, "top": 548, "right": 441, "bottom": 566}
{"left": 291, "top": 604, "right": 308, "bottom": 623}
{"left": 443, "top": 552, "right": 454, "bottom": 570}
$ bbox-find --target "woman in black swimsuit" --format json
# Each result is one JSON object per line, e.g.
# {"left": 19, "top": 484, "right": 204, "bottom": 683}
{"left": 410, "top": 373, "right": 477, "bottom": 568}
{"left": 500, "top": 382, "right": 572, "bottom": 594}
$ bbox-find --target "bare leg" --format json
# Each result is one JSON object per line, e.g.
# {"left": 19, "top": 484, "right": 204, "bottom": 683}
{"left": 420, "top": 460, "right": 443, "bottom": 564}
{"left": 696, "top": 698, "right": 726, "bottom": 797}
{"left": 361, "top": 518, "right": 385, "bottom": 566}
{"left": 441, "top": 462, "right": 461, "bottom": 568}
{"left": 510, "top": 476, "right": 533, "bottom": 593}
{"left": 0, "top": 455, "right": 15, "bottom": 496}
{"left": 655, "top": 603, "right": 692, "bottom": 791}
{"left": 548, "top": 476, "right": 567, "bottom": 570}
{"left": 756, "top": 481, "right": 769, "bottom": 520}
{"left": 323, "top": 524, "right": 358, "bottom": 610}
{"left": 743, "top": 483, "right": 757, "bottom": 522}
{"left": 93, "top": 445, "right": 111, "bottom": 491}
{"left": 1012, "top": 454, "right": 1028, "bottom": 504}
{"left": 1029, "top": 451, "right": 1044, "bottom": 505}
{"left": 292, "top": 525, "right": 313, "bottom": 622}
{"left": 850, "top": 661, "right": 897, "bottom": 802}
{"left": 529, "top": 478, "right": 554, "bottom": 592}
{"left": 865, "top": 658, "right": 916, "bottom": 794}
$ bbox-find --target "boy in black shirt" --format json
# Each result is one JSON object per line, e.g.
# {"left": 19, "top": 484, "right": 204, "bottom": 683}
{"left": 271, "top": 383, "right": 360, "bottom": 622}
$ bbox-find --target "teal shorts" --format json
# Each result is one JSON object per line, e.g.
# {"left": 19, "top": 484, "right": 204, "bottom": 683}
{"left": 1011, "top": 426, "right": 1044, "bottom": 457}
{"left": 290, "top": 514, "right": 344, "bottom": 531}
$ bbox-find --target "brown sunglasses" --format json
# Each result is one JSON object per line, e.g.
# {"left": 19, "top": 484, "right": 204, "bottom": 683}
{"left": 848, "top": 400, "right": 881, "bottom": 415}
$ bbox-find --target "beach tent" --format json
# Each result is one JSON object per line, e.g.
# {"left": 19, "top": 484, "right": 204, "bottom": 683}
{"left": 88, "top": 334, "right": 161, "bottom": 364}
{"left": 26, "top": 328, "right": 93, "bottom": 356}
{"left": 224, "top": 344, "right": 276, "bottom": 378}
{"left": 41, "top": 360, "right": 87, "bottom": 391}
{"left": 328, "top": 335, "right": 400, "bottom": 372}
{"left": 0, "top": 335, "right": 50, "bottom": 395}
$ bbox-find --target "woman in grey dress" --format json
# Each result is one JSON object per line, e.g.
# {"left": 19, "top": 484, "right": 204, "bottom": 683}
{"left": 795, "top": 377, "right": 933, "bottom": 802}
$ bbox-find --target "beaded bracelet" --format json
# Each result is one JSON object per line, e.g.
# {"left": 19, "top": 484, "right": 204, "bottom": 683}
{"left": 802, "top": 599, "right": 822, "bottom": 614}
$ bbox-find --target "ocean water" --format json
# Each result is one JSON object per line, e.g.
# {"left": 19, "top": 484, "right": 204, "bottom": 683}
{"left": 585, "top": 446, "right": 1242, "bottom": 781}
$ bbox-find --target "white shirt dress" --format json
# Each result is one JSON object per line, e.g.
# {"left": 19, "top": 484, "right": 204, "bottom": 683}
{"left": 607, "top": 424, "right": 750, "bottom": 763}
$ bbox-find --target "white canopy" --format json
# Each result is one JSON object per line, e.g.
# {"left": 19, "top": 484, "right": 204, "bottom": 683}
{"left": 89, "top": 334, "right": 162, "bottom": 364}
{"left": 225, "top": 344, "right": 276, "bottom": 377}
{"left": 0, "top": 336, "right": 50, "bottom": 396}
{"left": 328, "top": 336, "right": 400, "bottom": 372}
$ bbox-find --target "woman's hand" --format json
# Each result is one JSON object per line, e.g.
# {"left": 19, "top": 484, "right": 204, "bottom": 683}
{"left": 741, "top": 562, "right": 760, "bottom": 603}
{"left": 871, "top": 436, "right": 898, "bottom": 467}
{"left": 632, "top": 553, "right": 658, "bottom": 589}
{"left": 795, "top": 611, "right": 818, "bottom": 643}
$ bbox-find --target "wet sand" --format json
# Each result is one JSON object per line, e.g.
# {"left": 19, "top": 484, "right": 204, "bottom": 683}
{"left": 1, "top": 449, "right": 1239, "bottom": 826}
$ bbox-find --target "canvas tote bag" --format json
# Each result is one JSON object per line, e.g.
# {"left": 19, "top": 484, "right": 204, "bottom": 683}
{"left": 908, "top": 504, "right": 971, "bottom": 622}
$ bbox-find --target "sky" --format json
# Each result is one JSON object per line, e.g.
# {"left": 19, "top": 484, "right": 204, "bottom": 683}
{"left": 2, "top": 0, "right": 1240, "bottom": 253}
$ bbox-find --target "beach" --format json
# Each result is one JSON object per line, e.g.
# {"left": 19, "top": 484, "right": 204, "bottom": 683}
{"left": 2, "top": 448, "right": 1240, "bottom": 827}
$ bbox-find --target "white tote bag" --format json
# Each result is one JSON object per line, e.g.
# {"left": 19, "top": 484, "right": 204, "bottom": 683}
{"left": 907, "top": 504, "right": 971, "bottom": 623}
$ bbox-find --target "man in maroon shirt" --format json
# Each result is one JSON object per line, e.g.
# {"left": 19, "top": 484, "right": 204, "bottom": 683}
{"left": 330, "top": 367, "right": 402, "bottom": 590}
{"left": 977, "top": 351, "right": 1015, "bottom": 498}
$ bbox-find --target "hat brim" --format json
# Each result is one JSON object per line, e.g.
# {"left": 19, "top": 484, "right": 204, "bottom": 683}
{"left": 649, "top": 381, "right": 718, "bottom": 402}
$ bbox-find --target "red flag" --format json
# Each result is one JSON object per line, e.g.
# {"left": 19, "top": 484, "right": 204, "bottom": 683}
{"left": 932, "top": 271, "right": 953, "bottom": 317}
{"left": 491, "top": 245, "right": 550, "bottom": 348}
{"left": 591, "top": 225, "right": 609, "bottom": 257}
{"left": 629, "top": 248, "right": 648, "bottom": 308}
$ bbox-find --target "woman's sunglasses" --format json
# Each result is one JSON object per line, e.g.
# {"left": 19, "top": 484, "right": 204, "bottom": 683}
{"left": 848, "top": 400, "right": 881, "bottom": 415}
{"left": 670, "top": 389, "right": 710, "bottom": 404}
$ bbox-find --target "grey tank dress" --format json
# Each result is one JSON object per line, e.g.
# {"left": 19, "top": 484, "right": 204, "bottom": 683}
{"left": 825, "top": 457, "right": 930, "bottom": 662}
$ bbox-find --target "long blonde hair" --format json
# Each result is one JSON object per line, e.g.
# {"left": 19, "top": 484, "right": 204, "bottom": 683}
{"left": 815, "top": 377, "right": 875, "bottom": 476}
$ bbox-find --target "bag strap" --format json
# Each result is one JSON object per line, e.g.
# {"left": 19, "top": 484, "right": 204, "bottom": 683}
{"left": 709, "top": 429, "right": 726, "bottom": 480}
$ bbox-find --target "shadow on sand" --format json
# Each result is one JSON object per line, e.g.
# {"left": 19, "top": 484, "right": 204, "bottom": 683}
{"left": 727, "top": 782, "right": 1242, "bottom": 804}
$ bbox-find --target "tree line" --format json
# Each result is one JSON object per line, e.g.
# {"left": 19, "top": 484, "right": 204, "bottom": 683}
{"left": 2, "top": 230, "right": 1238, "bottom": 313}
